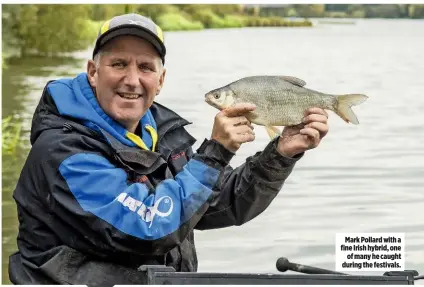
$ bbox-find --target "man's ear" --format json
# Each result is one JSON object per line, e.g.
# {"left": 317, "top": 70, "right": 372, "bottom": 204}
{"left": 87, "top": 60, "right": 98, "bottom": 88}
{"left": 156, "top": 68, "right": 166, "bottom": 95}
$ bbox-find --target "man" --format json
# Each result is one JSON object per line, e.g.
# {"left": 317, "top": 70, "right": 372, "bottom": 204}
{"left": 9, "top": 13, "right": 329, "bottom": 286}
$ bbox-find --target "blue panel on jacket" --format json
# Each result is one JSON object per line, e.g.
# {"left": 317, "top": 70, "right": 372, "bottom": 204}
{"left": 58, "top": 153, "right": 220, "bottom": 240}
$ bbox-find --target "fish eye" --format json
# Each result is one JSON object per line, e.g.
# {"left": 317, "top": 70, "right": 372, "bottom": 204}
{"left": 214, "top": 94, "right": 220, "bottom": 99}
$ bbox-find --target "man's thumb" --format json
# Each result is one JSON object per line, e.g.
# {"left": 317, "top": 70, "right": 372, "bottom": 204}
{"left": 221, "top": 103, "right": 256, "bottom": 117}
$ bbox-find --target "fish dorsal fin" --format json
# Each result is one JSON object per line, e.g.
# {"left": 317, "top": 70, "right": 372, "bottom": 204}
{"left": 280, "top": 76, "right": 307, "bottom": 87}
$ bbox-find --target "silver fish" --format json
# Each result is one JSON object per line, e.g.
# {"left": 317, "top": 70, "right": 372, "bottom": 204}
{"left": 205, "top": 75, "right": 368, "bottom": 139}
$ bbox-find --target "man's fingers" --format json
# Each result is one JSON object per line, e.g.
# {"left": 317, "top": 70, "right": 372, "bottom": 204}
{"left": 305, "top": 122, "right": 329, "bottom": 137}
{"left": 221, "top": 103, "right": 256, "bottom": 117}
{"left": 225, "top": 132, "right": 255, "bottom": 153}
{"left": 303, "top": 113, "right": 328, "bottom": 124}
{"left": 304, "top": 107, "right": 328, "bottom": 118}
{"left": 212, "top": 103, "right": 257, "bottom": 152}
{"left": 232, "top": 132, "right": 255, "bottom": 143}
{"left": 229, "top": 125, "right": 255, "bottom": 142}
{"left": 212, "top": 103, "right": 256, "bottom": 152}
{"left": 233, "top": 125, "right": 255, "bottom": 135}
{"left": 299, "top": 127, "right": 320, "bottom": 145}
{"left": 229, "top": 116, "right": 251, "bottom": 127}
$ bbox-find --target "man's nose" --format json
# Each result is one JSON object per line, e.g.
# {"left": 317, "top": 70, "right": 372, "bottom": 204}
{"left": 123, "top": 65, "right": 140, "bottom": 88}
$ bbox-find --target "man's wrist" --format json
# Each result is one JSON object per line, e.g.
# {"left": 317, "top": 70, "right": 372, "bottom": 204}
{"left": 196, "top": 138, "right": 235, "bottom": 167}
{"left": 276, "top": 140, "right": 303, "bottom": 159}
{"left": 252, "top": 138, "right": 303, "bottom": 181}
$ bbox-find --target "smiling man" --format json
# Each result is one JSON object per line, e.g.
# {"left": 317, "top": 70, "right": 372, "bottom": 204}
{"left": 9, "top": 13, "right": 329, "bottom": 286}
{"left": 89, "top": 34, "right": 165, "bottom": 136}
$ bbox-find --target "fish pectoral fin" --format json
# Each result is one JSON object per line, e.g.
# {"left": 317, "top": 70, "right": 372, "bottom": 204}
{"left": 279, "top": 76, "right": 307, "bottom": 87}
{"left": 265, "top": 125, "right": 281, "bottom": 140}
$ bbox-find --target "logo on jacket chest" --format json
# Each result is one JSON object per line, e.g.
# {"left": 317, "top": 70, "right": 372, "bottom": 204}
{"left": 115, "top": 192, "right": 174, "bottom": 227}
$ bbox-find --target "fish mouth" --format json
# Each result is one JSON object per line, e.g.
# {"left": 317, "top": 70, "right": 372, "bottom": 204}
{"left": 204, "top": 93, "right": 213, "bottom": 104}
{"left": 204, "top": 93, "right": 218, "bottom": 108}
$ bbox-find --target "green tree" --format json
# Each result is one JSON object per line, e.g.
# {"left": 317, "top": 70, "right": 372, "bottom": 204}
{"left": 409, "top": 4, "right": 424, "bottom": 18}
{"left": 90, "top": 4, "right": 139, "bottom": 21}
{"left": 292, "top": 4, "right": 326, "bottom": 17}
{"left": 2, "top": 5, "right": 27, "bottom": 55}
{"left": 325, "top": 4, "right": 349, "bottom": 12}
{"left": 345, "top": 5, "right": 366, "bottom": 18}
{"left": 136, "top": 4, "right": 180, "bottom": 22}
{"left": 363, "top": 4, "right": 402, "bottom": 18}
{"left": 3, "top": 4, "right": 97, "bottom": 56}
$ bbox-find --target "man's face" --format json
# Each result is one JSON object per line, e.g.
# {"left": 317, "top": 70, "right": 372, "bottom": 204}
{"left": 87, "top": 35, "right": 166, "bottom": 133}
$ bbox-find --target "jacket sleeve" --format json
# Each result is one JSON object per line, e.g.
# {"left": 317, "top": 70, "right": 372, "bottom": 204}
{"left": 31, "top": 130, "right": 226, "bottom": 257}
{"left": 193, "top": 137, "right": 303, "bottom": 230}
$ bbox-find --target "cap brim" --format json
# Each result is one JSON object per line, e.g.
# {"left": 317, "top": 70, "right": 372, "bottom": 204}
{"left": 94, "top": 25, "right": 166, "bottom": 62}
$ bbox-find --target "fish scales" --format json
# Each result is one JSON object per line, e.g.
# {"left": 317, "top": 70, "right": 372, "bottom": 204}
{"left": 205, "top": 75, "right": 368, "bottom": 139}
{"left": 229, "top": 76, "right": 335, "bottom": 126}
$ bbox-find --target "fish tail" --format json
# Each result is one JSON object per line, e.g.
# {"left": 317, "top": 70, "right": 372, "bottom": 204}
{"left": 334, "top": 94, "right": 368, "bottom": 125}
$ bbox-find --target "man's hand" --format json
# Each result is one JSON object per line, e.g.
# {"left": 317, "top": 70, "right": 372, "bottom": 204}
{"left": 211, "top": 103, "right": 256, "bottom": 153}
{"left": 277, "top": 107, "right": 329, "bottom": 157}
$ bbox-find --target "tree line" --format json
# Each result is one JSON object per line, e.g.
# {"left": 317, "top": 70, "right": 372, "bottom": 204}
{"left": 2, "top": 4, "right": 423, "bottom": 59}
{"left": 259, "top": 4, "right": 424, "bottom": 19}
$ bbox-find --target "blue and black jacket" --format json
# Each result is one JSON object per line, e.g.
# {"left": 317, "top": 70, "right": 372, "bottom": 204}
{"left": 9, "top": 73, "right": 302, "bottom": 286}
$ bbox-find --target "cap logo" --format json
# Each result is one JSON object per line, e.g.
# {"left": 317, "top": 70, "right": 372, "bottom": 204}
{"left": 128, "top": 19, "right": 149, "bottom": 29}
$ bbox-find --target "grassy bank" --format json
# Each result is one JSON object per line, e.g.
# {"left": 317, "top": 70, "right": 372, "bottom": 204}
{"left": 93, "top": 13, "right": 312, "bottom": 32}
{"left": 155, "top": 13, "right": 312, "bottom": 31}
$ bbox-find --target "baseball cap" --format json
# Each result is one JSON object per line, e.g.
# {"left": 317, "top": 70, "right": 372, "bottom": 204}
{"left": 92, "top": 13, "right": 166, "bottom": 64}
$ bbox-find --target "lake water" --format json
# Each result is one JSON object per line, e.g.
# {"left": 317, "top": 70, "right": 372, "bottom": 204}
{"left": 2, "top": 18, "right": 424, "bottom": 284}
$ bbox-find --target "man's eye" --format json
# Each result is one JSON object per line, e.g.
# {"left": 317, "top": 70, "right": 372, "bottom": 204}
{"left": 139, "top": 64, "right": 153, "bottom": 71}
{"left": 112, "top": 62, "right": 126, "bottom": 68}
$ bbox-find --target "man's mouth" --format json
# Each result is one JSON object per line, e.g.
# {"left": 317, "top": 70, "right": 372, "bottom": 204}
{"left": 117, "top": 92, "right": 142, "bottom": 99}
